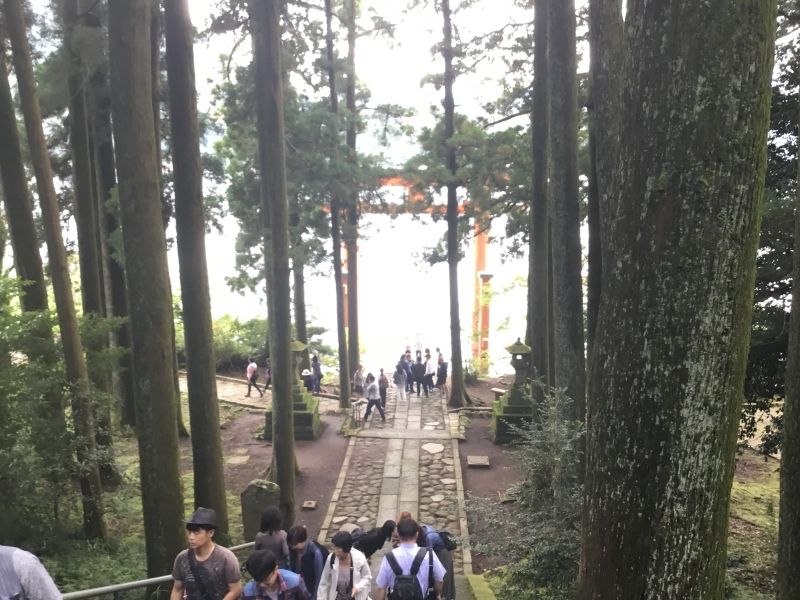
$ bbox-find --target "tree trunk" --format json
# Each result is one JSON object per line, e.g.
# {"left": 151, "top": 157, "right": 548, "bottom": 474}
{"left": 585, "top": 116, "right": 601, "bottom": 359}
{"left": 3, "top": 0, "right": 106, "bottom": 540}
{"left": 290, "top": 210, "right": 309, "bottom": 371}
{"left": 164, "top": 0, "right": 229, "bottom": 536}
{"left": 108, "top": 0, "right": 185, "bottom": 575}
{"left": 547, "top": 0, "right": 585, "bottom": 420}
{"left": 345, "top": 0, "right": 360, "bottom": 382}
{"left": 248, "top": 0, "right": 296, "bottom": 526}
{"left": 528, "top": 0, "right": 549, "bottom": 400}
{"left": 579, "top": 0, "right": 776, "bottom": 596}
{"left": 63, "top": 0, "right": 118, "bottom": 487}
{"left": 323, "top": 0, "right": 351, "bottom": 410}
{"left": 87, "top": 30, "right": 137, "bottom": 429}
{"left": 777, "top": 84, "right": 800, "bottom": 600}
{"left": 440, "top": 0, "right": 465, "bottom": 408}
{"left": 0, "top": 39, "right": 69, "bottom": 445}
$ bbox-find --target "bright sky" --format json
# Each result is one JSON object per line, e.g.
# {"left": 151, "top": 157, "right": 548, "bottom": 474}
{"left": 175, "top": 0, "right": 533, "bottom": 375}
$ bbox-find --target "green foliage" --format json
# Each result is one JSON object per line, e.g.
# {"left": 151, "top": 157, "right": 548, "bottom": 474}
{"left": 0, "top": 274, "right": 79, "bottom": 547}
{"left": 468, "top": 385, "right": 583, "bottom": 599}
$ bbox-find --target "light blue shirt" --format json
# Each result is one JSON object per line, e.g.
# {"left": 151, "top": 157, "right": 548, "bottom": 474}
{"left": 375, "top": 543, "right": 446, "bottom": 594}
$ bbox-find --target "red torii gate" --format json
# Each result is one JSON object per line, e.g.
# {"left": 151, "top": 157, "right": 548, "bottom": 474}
{"left": 341, "top": 177, "right": 491, "bottom": 367}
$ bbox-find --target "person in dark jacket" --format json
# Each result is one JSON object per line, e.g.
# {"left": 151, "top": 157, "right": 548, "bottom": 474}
{"left": 411, "top": 357, "right": 426, "bottom": 397}
{"left": 352, "top": 520, "right": 396, "bottom": 560}
{"left": 287, "top": 526, "right": 325, "bottom": 598}
{"left": 243, "top": 549, "right": 310, "bottom": 600}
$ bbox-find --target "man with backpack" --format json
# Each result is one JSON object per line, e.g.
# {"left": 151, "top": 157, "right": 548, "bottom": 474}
{"left": 373, "top": 519, "right": 445, "bottom": 600}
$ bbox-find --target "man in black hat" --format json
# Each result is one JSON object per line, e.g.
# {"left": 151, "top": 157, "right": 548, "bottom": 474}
{"left": 170, "top": 508, "right": 241, "bottom": 600}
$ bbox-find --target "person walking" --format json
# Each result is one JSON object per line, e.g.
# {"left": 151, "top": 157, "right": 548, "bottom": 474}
{"left": 363, "top": 373, "right": 385, "bottom": 423}
{"left": 317, "top": 531, "right": 372, "bottom": 600}
{"left": 243, "top": 549, "right": 310, "bottom": 600}
{"left": 0, "top": 545, "right": 61, "bottom": 600}
{"left": 394, "top": 361, "right": 407, "bottom": 403}
{"left": 171, "top": 508, "right": 242, "bottom": 600}
{"left": 311, "top": 355, "right": 323, "bottom": 395}
{"left": 403, "top": 353, "right": 414, "bottom": 394}
{"left": 255, "top": 506, "right": 290, "bottom": 567}
{"left": 412, "top": 357, "right": 425, "bottom": 397}
{"left": 423, "top": 354, "right": 436, "bottom": 397}
{"left": 247, "top": 358, "right": 264, "bottom": 398}
{"left": 378, "top": 368, "right": 390, "bottom": 408}
{"left": 287, "top": 526, "right": 326, "bottom": 598}
{"left": 352, "top": 365, "right": 365, "bottom": 398}
{"left": 374, "top": 518, "right": 445, "bottom": 600}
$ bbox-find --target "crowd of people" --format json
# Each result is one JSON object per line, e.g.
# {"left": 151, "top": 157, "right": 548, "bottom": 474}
{"left": 170, "top": 506, "right": 454, "bottom": 600}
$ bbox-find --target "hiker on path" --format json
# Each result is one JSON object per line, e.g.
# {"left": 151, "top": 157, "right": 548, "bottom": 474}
{"left": 255, "top": 506, "right": 290, "bottom": 568}
{"left": 352, "top": 519, "right": 396, "bottom": 560}
{"left": 243, "top": 549, "right": 310, "bottom": 600}
{"left": 436, "top": 361, "right": 448, "bottom": 397}
{"left": 264, "top": 357, "right": 272, "bottom": 389}
{"left": 394, "top": 361, "right": 407, "bottom": 403}
{"left": 311, "top": 355, "right": 323, "bottom": 394}
{"left": 287, "top": 526, "right": 326, "bottom": 598}
{"left": 247, "top": 358, "right": 264, "bottom": 398}
{"left": 353, "top": 365, "right": 365, "bottom": 397}
{"left": 403, "top": 353, "right": 414, "bottom": 394}
{"left": 379, "top": 368, "right": 390, "bottom": 408}
{"left": 171, "top": 508, "right": 242, "bottom": 600}
{"left": 317, "top": 531, "right": 371, "bottom": 600}
{"left": 301, "top": 369, "right": 315, "bottom": 393}
{"left": 374, "top": 518, "right": 445, "bottom": 600}
{"left": 0, "top": 545, "right": 61, "bottom": 600}
{"left": 423, "top": 353, "right": 436, "bottom": 397}
{"left": 363, "top": 373, "right": 386, "bottom": 423}
{"left": 412, "top": 357, "right": 425, "bottom": 397}
{"left": 390, "top": 513, "right": 455, "bottom": 600}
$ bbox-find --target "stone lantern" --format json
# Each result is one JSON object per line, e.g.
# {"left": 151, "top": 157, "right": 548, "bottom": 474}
{"left": 506, "top": 337, "right": 531, "bottom": 389}
{"left": 264, "top": 339, "right": 321, "bottom": 442}
{"left": 290, "top": 339, "right": 308, "bottom": 384}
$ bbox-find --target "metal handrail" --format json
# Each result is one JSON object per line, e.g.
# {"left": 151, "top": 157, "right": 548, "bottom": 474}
{"left": 61, "top": 542, "right": 255, "bottom": 600}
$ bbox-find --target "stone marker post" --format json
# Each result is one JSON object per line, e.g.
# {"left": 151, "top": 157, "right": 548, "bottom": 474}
{"left": 241, "top": 479, "right": 281, "bottom": 541}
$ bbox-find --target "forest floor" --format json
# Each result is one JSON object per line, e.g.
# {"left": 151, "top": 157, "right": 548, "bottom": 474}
{"left": 43, "top": 375, "right": 778, "bottom": 599}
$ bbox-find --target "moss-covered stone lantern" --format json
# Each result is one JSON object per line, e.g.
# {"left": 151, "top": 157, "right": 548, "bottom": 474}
{"left": 490, "top": 337, "right": 534, "bottom": 443}
{"left": 264, "top": 339, "right": 321, "bottom": 442}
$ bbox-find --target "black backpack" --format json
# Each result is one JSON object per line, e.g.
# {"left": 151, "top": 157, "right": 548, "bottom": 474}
{"left": 385, "top": 548, "right": 428, "bottom": 600}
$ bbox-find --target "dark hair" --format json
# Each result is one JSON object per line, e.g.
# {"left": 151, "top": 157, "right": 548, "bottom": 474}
{"left": 366, "top": 373, "right": 375, "bottom": 383}
{"left": 245, "top": 549, "right": 278, "bottom": 582}
{"left": 397, "top": 518, "right": 419, "bottom": 540}
{"left": 259, "top": 506, "right": 283, "bottom": 535}
{"left": 380, "top": 520, "right": 396, "bottom": 538}
{"left": 331, "top": 531, "right": 353, "bottom": 553}
{"left": 287, "top": 525, "right": 308, "bottom": 545}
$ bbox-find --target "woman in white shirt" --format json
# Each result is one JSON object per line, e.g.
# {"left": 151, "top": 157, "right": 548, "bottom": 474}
{"left": 317, "top": 532, "right": 371, "bottom": 600}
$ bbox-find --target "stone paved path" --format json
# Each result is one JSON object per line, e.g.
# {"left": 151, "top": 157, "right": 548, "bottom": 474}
{"left": 317, "top": 383, "right": 473, "bottom": 583}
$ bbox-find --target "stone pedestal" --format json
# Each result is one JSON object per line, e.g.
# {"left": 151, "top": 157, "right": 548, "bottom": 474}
{"left": 241, "top": 480, "right": 281, "bottom": 541}
{"left": 490, "top": 386, "right": 534, "bottom": 444}
{"left": 264, "top": 386, "right": 322, "bottom": 441}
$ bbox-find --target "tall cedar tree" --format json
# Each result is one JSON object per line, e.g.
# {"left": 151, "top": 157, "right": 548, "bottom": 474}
{"left": 3, "top": 0, "right": 107, "bottom": 539}
{"left": 777, "top": 84, "right": 800, "bottom": 599}
{"left": 324, "top": 0, "right": 351, "bottom": 410}
{"left": 0, "top": 40, "right": 69, "bottom": 444}
{"left": 108, "top": 0, "right": 185, "bottom": 575}
{"left": 164, "top": 0, "right": 229, "bottom": 534}
{"left": 84, "top": 11, "right": 137, "bottom": 428}
{"left": 62, "top": 0, "right": 119, "bottom": 486}
{"left": 527, "top": 0, "right": 550, "bottom": 394}
{"left": 345, "top": 0, "right": 360, "bottom": 382}
{"left": 290, "top": 210, "right": 310, "bottom": 371}
{"left": 547, "top": 0, "right": 585, "bottom": 419}
{"left": 248, "top": 0, "right": 296, "bottom": 525}
{"left": 440, "top": 0, "right": 466, "bottom": 408}
{"left": 579, "top": 0, "right": 776, "bottom": 596}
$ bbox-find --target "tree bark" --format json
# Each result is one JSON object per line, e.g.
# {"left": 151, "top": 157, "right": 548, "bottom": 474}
{"left": 586, "top": 115, "right": 601, "bottom": 359}
{"left": 777, "top": 80, "right": 800, "bottom": 600}
{"left": 441, "top": 0, "right": 465, "bottom": 408}
{"left": 579, "top": 0, "right": 776, "bottom": 596}
{"left": 345, "top": 0, "right": 360, "bottom": 381}
{"left": 528, "top": 0, "right": 549, "bottom": 399}
{"left": 164, "top": 0, "right": 229, "bottom": 536}
{"left": 248, "top": 0, "right": 296, "bottom": 526}
{"left": 108, "top": 0, "right": 185, "bottom": 575}
{"left": 63, "top": 0, "right": 118, "bottom": 487}
{"left": 547, "top": 0, "right": 585, "bottom": 419}
{"left": 323, "top": 0, "right": 351, "bottom": 410}
{"left": 4, "top": 0, "right": 106, "bottom": 540}
{"left": 87, "top": 29, "right": 137, "bottom": 429}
